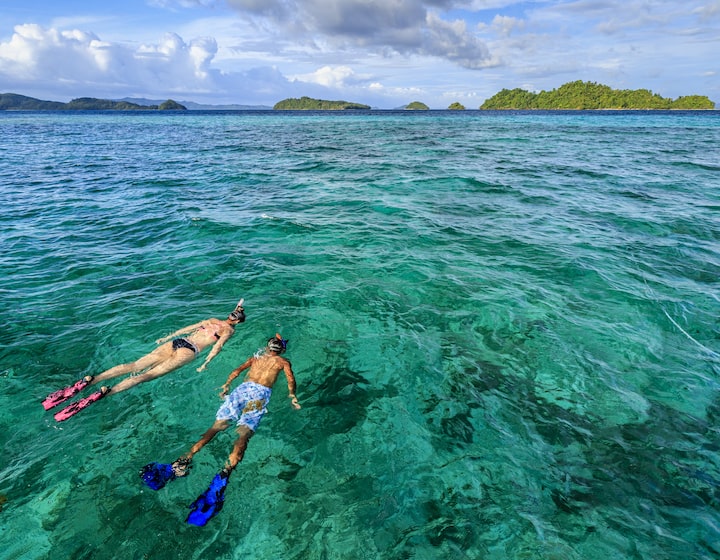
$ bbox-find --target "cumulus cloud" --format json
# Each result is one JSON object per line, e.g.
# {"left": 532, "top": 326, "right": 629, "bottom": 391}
{"left": 289, "top": 65, "right": 364, "bottom": 87}
{"left": 421, "top": 12, "right": 492, "bottom": 68}
{"left": 490, "top": 14, "right": 525, "bottom": 36}
{"left": 0, "top": 22, "right": 380, "bottom": 105}
{"left": 0, "top": 24, "right": 225, "bottom": 98}
{"left": 225, "top": 0, "right": 493, "bottom": 68}
{"left": 135, "top": 33, "right": 218, "bottom": 80}
{"left": 0, "top": 25, "right": 116, "bottom": 81}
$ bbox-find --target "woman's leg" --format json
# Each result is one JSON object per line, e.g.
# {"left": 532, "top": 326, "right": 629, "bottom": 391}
{"left": 169, "top": 419, "right": 231, "bottom": 477}
{"left": 91, "top": 342, "right": 175, "bottom": 385}
{"left": 107, "top": 348, "right": 196, "bottom": 394}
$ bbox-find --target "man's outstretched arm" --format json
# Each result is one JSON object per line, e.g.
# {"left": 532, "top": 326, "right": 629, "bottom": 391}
{"left": 219, "top": 357, "right": 254, "bottom": 397}
{"left": 284, "top": 363, "right": 300, "bottom": 409}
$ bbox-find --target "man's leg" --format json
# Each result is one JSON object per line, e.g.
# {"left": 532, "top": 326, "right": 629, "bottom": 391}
{"left": 172, "top": 419, "right": 231, "bottom": 477}
{"left": 226, "top": 425, "right": 254, "bottom": 472}
{"left": 189, "top": 420, "right": 231, "bottom": 458}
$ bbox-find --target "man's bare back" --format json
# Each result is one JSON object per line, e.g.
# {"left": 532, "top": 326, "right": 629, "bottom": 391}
{"left": 220, "top": 336, "right": 299, "bottom": 410}
{"left": 244, "top": 353, "right": 292, "bottom": 388}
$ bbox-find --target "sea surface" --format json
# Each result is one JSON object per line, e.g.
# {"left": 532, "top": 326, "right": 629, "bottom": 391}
{"left": 1, "top": 109, "right": 719, "bottom": 559}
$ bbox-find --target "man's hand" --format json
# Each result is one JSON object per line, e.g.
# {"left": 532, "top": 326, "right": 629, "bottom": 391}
{"left": 196, "top": 364, "right": 207, "bottom": 373}
{"left": 290, "top": 396, "right": 301, "bottom": 410}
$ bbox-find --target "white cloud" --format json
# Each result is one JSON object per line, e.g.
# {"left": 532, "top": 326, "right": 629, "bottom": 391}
{"left": 0, "top": 24, "right": 220, "bottom": 94}
{"left": 421, "top": 12, "right": 493, "bottom": 68}
{"left": 0, "top": 25, "right": 115, "bottom": 80}
{"left": 290, "top": 65, "right": 361, "bottom": 87}
{"left": 490, "top": 14, "right": 525, "bottom": 36}
{"left": 693, "top": 2, "right": 720, "bottom": 20}
{"left": 135, "top": 32, "right": 218, "bottom": 80}
{"left": 225, "top": 0, "right": 494, "bottom": 68}
{"left": 148, "top": 0, "right": 221, "bottom": 8}
{"left": 360, "top": 81, "right": 424, "bottom": 97}
{"left": 0, "top": 21, "right": 408, "bottom": 106}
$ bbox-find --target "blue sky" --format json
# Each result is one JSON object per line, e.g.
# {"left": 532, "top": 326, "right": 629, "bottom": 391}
{"left": 1, "top": 0, "right": 718, "bottom": 108}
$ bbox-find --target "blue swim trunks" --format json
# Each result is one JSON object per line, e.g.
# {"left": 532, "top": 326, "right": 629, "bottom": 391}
{"left": 216, "top": 381, "right": 272, "bottom": 432}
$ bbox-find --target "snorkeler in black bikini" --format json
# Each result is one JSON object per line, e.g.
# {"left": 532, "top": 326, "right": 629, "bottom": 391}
{"left": 42, "top": 300, "right": 246, "bottom": 421}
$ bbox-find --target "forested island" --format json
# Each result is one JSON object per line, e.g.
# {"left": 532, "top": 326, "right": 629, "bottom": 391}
{"left": 405, "top": 101, "right": 429, "bottom": 110}
{"left": 0, "top": 93, "right": 186, "bottom": 111}
{"left": 274, "top": 97, "right": 370, "bottom": 110}
{"left": 480, "top": 81, "right": 715, "bottom": 110}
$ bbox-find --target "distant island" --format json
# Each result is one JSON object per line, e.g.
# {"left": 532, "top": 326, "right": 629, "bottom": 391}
{"left": 115, "top": 98, "right": 270, "bottom": 110}
{"left": 480, "top": 81, "right": 715, "bottom": 110}
{"left": 273, "top": 96, "right": 370, "bottom": 110}
{"left": 405, "top": 101, "right": 429, "bottom": 110}
{"left": 0, "top": 93, "right": 186, "bottom": 111}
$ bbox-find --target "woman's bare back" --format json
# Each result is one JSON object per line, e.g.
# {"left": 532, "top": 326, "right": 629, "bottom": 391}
{"left": 186, "top": 319, "right": 234, "bottom": 351}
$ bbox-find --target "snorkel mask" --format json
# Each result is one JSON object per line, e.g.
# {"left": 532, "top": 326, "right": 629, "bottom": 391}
{"left": 267, "top": 333, "right": 288, "bottom": 353}
{"left": 228, "top": 298, "right": 246, "bottom": 323}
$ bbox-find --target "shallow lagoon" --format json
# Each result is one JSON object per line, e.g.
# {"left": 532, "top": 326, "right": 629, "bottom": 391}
{"left": 1, "top": 110, "right": 719, "bottom": 559}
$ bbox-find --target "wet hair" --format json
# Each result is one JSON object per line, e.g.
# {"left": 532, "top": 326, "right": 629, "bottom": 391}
{"left": 267, "top": 336, "right": 288, "bottom": 353}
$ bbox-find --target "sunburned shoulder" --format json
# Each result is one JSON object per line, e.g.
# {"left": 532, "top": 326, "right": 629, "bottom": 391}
{"left": 208, "top": 318, "right": 234, "bottom": 331}
{"left": 266, "top": 354, "right": 290, "bottom": 367}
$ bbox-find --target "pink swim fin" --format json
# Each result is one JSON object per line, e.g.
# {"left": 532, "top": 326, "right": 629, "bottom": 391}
{"left": 54, "top": 388, "right": 108, "bottom": 422}
{"left": 42, "top": 376, "right": 93, "bottom": 410}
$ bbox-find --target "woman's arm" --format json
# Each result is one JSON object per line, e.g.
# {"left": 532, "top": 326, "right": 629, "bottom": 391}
{"left": 196, "top": 330, "right": 233, "bottom": 372}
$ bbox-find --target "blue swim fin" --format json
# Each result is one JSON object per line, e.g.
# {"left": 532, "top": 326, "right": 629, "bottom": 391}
{"left": 186, "top": 469, "right": 231, "bottom": 526}
{"left": 139, "top": 462, "right": 176, "bottom": 490}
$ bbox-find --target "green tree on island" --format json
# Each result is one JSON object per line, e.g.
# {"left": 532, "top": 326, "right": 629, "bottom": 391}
{"left": 671, "top": 95, "right": 715, "bottom": 109}
{"left": 480, "top": 81, "right": 715, "bottom": 110}
{"left": 448, "top": 102, "right": 465, "bottom": 110}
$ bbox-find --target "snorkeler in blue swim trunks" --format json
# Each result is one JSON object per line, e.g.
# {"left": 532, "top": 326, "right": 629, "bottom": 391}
{"left": 172, "top": 334, "right": 300, "bottom": 475}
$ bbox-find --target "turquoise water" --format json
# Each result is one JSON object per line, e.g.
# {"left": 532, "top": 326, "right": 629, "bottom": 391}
{"left": 1, "top": 110, "right": 719, "bottom": 559}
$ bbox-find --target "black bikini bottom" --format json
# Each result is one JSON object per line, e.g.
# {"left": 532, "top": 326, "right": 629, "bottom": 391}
{"left": 172, "top": 338, "right": 199, "bottom": 354}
